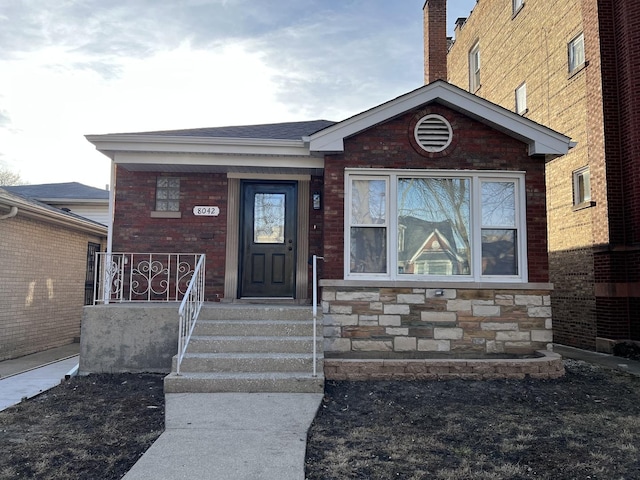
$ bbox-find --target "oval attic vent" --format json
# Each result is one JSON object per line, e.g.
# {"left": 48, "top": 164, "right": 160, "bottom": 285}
{"left": 414, "top": 114, "right": 453, "bottom": 152}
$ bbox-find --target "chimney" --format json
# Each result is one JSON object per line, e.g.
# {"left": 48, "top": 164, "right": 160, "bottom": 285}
{"left": 423, "top": 0, "right": 447, "bottom": 84}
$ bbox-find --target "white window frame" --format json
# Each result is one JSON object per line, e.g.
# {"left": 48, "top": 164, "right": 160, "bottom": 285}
{"left": 344, "top": 169, "right": 528, "bottom": 283}
{"left": 346, "top": 175, "right": 390, "bottom": 277}
{"left": 573, "top": 166, "right": 591, "bottom": 205}
{"left": 469, "top": 42, "right": 481, "bottom": 92}
{"left": 568, "top": 33, "right": 585, "bottom": 74}
{"left": 515, "top": 82, "right": 527, "bottom": 115}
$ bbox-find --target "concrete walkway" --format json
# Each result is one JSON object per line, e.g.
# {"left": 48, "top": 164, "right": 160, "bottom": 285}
{"left": 0, "top": 344, "right": 80, "bottom": 412}
{"left": 122, "top": 393, "right": 323, "bottom": 480}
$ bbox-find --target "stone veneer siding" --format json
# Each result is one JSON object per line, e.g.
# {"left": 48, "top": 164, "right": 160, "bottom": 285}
{"left": 321, "top": 285, "right": 553, "bottom": 356}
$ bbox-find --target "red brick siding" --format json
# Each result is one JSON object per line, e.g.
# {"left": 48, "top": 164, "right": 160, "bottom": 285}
{"left": 423, "top": 0, "right": 448, "bottom": 83}
{"left": 112, "top": 168, "right": 228, "bottom": 300}
{"left": 322, "top": 105, "right": 549, "bottom": 282}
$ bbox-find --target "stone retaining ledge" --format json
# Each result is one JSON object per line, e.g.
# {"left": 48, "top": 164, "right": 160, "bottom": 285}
{"left": 324, "top": 350, "right": 565, "bottom": 380}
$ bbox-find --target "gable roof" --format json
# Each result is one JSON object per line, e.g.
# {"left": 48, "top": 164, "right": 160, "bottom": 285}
{"left": 4, "top": 182, "right": 109, "bottom": 203}
{"left": 307, "top": 80, "right": 575, "bottom": 156}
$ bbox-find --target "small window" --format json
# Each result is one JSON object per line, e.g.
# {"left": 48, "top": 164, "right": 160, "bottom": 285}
{"left": 469, "top": 42, "right": 481, "bottom": 92}
{"left": 515, "top": 82, "right": 527, "bottom": 115}
{"left": 568, "top": 33, "right": 585, "bottom": 74}
{"left": 573, "top": 167, "right": 591, "bottom": 205}
{"left": 513, "top": 0, "right": 524, "bottom": 14}
{"left": 155, "top": 177, "right": 180, "bottom": 211}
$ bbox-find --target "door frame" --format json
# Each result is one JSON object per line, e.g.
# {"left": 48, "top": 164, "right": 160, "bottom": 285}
{"left": 223, "top": 173, "right": 311, "bottom": 302}
{"left": 239, "top": 180, "right": 297, "bottom": 298}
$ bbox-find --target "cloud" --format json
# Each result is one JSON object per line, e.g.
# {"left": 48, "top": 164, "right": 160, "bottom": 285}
{"left": 0, "top": 109, "right": 10, "bottom": 127}
{"left": 0, "top": 0, "right": 432, "bottom": 188}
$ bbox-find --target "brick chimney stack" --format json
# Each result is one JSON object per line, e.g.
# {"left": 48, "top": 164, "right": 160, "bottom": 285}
{"left": 423, "top": 0, "right": 447, "bottom": 84}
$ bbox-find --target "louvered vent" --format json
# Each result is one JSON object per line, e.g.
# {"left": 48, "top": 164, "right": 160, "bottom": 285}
{"left": 414, "top": 114, "right": 453, "bottom": 152}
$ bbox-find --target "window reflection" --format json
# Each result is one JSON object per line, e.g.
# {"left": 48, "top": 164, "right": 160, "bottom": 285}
{"left": 350, "top": 227, "right": 387, "bottom": 273}
{"left": 482, "top": 229, "right": 517, "bottom": 275}
{"left": 397, "top": 178, "right": 470, "bottom": 275}
{"left": 481, "top": 182, "right": 515, "bottom": 226}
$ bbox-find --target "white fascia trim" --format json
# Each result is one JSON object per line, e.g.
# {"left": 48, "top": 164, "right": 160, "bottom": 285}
{"left": 308, "top": 82, "right": 573, "bottom": 156}
{"left": 112, "top": 151, "right": 323, "bottom": 170}
{"left": 38, "top": 198, "right": 109, "bottom": 205}
{"left": 85, "top": 134, "right": 310, "bottom": 157}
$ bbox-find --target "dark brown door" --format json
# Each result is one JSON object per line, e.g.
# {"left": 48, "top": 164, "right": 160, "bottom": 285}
{"left": 240, "top": 182, "right": 297, "bottom": 297}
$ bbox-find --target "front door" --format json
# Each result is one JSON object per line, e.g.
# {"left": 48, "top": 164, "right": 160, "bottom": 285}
{"left": 240, "top": 181, "right": 297, "bottom": 297}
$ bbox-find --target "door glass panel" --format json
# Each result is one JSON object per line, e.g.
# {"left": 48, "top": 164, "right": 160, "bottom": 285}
{"left": 254, "top": 193, "right": 285, "bottom": 243}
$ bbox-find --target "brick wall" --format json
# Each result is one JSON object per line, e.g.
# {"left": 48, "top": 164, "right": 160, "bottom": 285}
{"left": 112, "top": 168, "right": 229, "bottom": 299}
{"left": 0, "top": 215, "right": 104, "bottom": 361}
{"left": 423, "top": 0, "right": 447, "bottom": 82}
{"left": 321, "top": 104, "right": 549, "bottom": 282}
{"left": 443, "top": 0, "right": 640, "bottom": 347}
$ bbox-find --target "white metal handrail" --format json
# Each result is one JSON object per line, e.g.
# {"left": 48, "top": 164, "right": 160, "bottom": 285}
{"left": 94, "top": 252, "right": 204, "bottom": 304}
{"left": 312, "top": 254, "right": 324, "bottom": 378}
{"left": 176, "top": 254, "right": 206, "bottom": 375}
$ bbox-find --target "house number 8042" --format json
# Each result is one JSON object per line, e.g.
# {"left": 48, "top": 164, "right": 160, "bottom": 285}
{"left": 193, "top": 206, "right": 220, "bottom": 216}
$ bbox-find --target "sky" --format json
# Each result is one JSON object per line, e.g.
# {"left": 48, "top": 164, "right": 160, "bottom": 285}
{"left": 0, "top": 0, "right": 477, "bottom": 189}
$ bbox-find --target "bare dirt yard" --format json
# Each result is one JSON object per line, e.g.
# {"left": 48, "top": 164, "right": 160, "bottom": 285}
{"left": 0, "top": 373, "right": 165, "bottom": 480}
{"left": 1, "top": 359, "right": 639, "bottom": 480}
{"left": 305, "top": 360, "right": 640, "bottom": 480}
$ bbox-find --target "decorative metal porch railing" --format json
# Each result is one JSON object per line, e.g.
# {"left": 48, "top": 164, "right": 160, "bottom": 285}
{"left": 176, "top": 254, "right": 206, "bottom": 375}
{"left": 94, "top": 253, "right": 205, "bottom": 304}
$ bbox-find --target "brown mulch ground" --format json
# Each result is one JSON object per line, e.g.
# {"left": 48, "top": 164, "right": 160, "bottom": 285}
{"left": 0, "top": 373, "right": 165, "bottom": 480}
{"left": 305, "top": 360, "right": 640, "bottom": 480}
{"left": 1, "top": 360, "right": 639, "bottom": 480}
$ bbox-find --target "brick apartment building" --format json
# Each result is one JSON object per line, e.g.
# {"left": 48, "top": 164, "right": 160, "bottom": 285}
{"left": 423, "top": 0, "right": 639, "bottom": 350}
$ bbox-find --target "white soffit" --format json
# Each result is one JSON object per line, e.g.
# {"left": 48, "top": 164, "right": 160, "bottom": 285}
{"left": 307, "top": 80, "right": 574, "bottom": 156}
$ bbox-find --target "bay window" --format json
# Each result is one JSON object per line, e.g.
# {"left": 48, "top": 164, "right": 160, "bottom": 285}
{"left": 345, "top": 170, "right": 527, "bottom": 282}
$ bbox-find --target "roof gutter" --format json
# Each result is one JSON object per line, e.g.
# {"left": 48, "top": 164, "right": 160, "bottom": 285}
{"left": 0, "top": 206, "right": 18, "bottom": 220}
{"left": 0, "top": 194, "right": 106, "bottom": 236}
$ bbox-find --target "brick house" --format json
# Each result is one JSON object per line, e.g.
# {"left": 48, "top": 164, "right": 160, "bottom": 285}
{"left": 0, "top": 188, "right": 107, "bottom": 361}
{"left": 85, "top": 80, "right": 573, "bottom": 382}
{"left": 428, "top": 0, "right": 640, "bottom": 351}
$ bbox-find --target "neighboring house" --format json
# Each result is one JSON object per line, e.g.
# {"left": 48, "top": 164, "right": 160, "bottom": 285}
{"left": 84, "top": 80, "right": 573, "bottom": 380}
{"left": 426, "top": 0, "right": 640, "bottom": 351}
{"left": 0, "top": 188, "right": 107, "bottom": 361}
{"left": 4, "top": 182, "right": 110, "bottom": 226}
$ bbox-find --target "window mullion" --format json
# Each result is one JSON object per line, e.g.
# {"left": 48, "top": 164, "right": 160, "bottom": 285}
{"left": 471, "top": 176, "right": 482, "bottom": 281}
{"left": 389, "top": 173, "right": 398, "bottom": 279}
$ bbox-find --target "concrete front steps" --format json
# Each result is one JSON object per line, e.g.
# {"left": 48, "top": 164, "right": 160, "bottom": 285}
{"left": 164, "top": 305, "right": 324, "bottom": 394}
